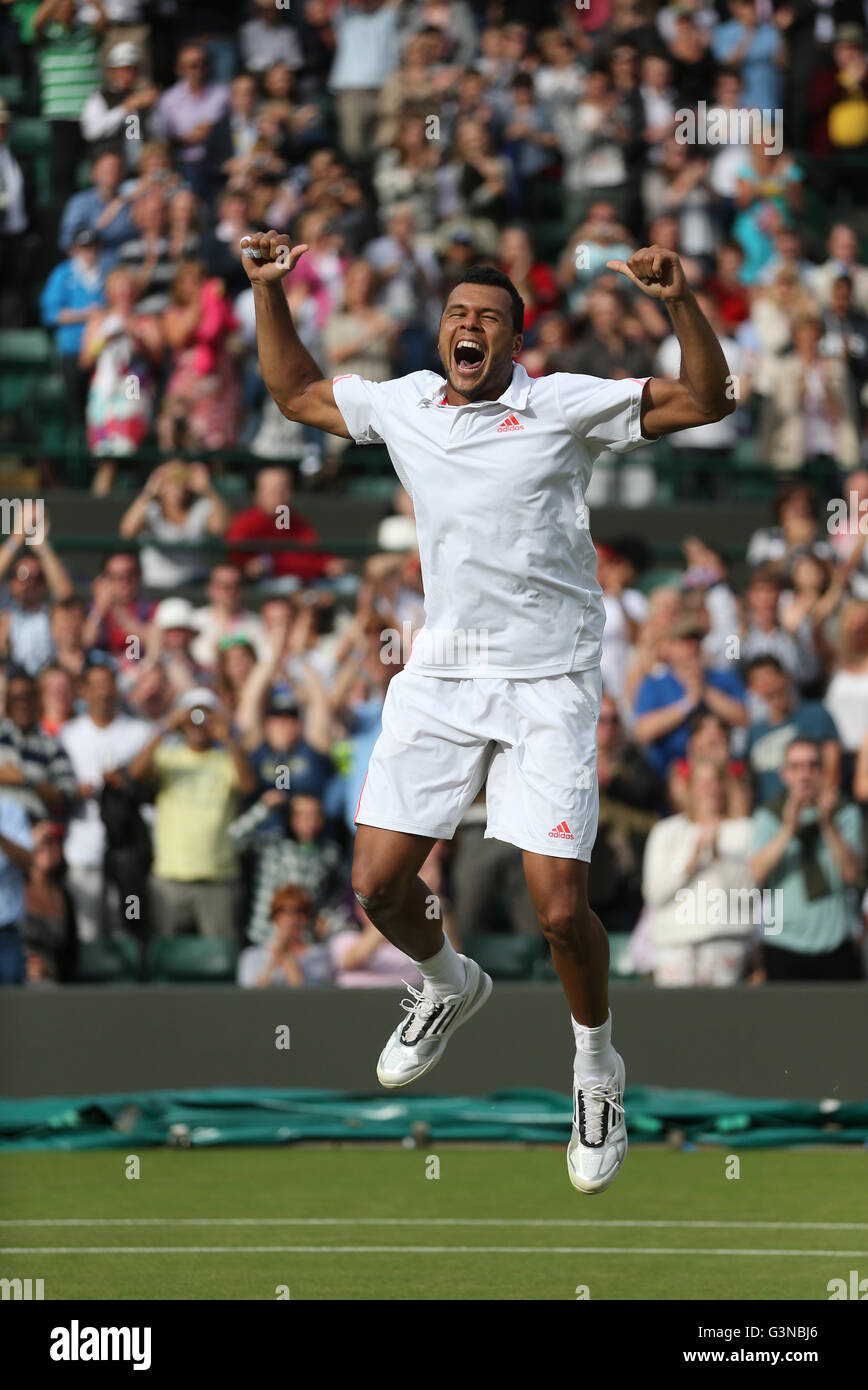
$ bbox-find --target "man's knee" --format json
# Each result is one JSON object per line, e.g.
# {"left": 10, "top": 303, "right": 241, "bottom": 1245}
{"left": 537, "top": 895, "right": 593, "bottom": 953}
{"left": 351, "top": 859, "right": 407, "bottom": 918}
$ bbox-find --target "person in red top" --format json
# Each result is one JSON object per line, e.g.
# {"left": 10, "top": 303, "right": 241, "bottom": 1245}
{"left": 225, "top": 466, "right": 342, "bottom": 583}
{"left": 705, "top": 242, "right": 751, "bottom": 335}
{"left": 497, "top": 226, "right": 561, "bottom": 335}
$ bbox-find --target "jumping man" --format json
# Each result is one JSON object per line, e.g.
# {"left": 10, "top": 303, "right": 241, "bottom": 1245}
{"left": 242, "top": 232, "right": 734, "bottom": 1192}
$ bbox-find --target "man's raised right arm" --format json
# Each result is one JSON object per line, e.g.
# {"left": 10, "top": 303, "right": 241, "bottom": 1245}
{"left": 242, "top": 230, "right": 351, "bottom": 438}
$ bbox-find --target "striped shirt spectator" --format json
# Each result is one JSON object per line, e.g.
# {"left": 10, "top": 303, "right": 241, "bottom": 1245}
{"left": 0, "top": 669, "right": 77, "bottom": 820}
{"left": 36, "top": 12, "right": 102, "bottom": 121}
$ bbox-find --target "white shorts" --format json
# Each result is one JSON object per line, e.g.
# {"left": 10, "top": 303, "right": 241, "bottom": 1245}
{"left": 355, "top": 666, "right": 602, "bottom": 861}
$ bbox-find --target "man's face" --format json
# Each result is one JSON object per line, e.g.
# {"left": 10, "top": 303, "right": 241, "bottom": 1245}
{"left": 179, "top": 48, "right": 206, "bottom": 85}
{"left": 290, "top": 795, "right": 323, "bottom": 841}
{"left": 103, "top": 556, "right": 140, "bottom": 604}
{"left": 748, "top": 582, "right": 779, "bottom": 624}
{"left": 51, "top": 602, "right": 85, "bottom": 645}
{"left": 134, "top": 191, "right": 165, "bottom": 233}
{"left": 748, "top": 664, "right": 790, "bottom": 710}
{"left": 829, "top": 226, "right": 857, "bottom": 262}
{"left": 668, "top": 635, "right": 703, "bottom": 669}
{"left": 438, "top": 282, "right": 521, "bottom": 401}
{"left": 588, "top": 292, "right": 619, "bottom": 334}
{"left": 6, "top": 679, "right": 37, "bottom": 731}
{"left": 84, "top": 667, "right": 116, "bottom": 720}
{"left": 93, "top": 153, "right": 122, "bottom": 193}
{"left": 255, "top": 469, "right": 291, "bottom": 515}
{"left": 264, "top": 712, "right": 301, "bottom": 751}
{"left": 830, "top": 279, "right": 853, "bottom": 316}
{"left": 231, "top": 76, "right": 257, "bottom": 113}
{"left": 208, "top": 567, "right": 243, "bottom": 610}
{"left": 10, "top": 560, "right": 45, "bottom": 610}
{"left": 782, "top": 743, "right": 821, "bottom": 802}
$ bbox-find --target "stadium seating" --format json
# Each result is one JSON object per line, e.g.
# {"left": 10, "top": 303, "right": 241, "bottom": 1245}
{"left": 74, "top": 936, "right": 141, "bottom": 984}
{"left": 461, "top": 932, "right": 543, "bottom": 981}
{"left": 145, "top": 937, "right": 240, "bottom": 984}
{"left": 532, "top": 933, "right": 642, "bottom": 983}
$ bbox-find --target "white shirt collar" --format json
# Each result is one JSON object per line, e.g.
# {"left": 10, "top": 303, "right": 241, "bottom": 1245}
{"left": 419, "top": 362, "right": 532, "bottom": 411}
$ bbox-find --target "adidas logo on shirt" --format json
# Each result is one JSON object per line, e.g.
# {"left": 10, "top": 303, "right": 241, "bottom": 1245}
{"left": 548, "top": 821, "right": 574, "bottom": 839}
{"left": 496, "top": 414, "right": 524, "bottom": 432}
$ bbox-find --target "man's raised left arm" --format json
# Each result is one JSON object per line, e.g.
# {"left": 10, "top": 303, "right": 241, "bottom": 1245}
{"left": 607, "top": 245, "right": 735, "bottom": 438}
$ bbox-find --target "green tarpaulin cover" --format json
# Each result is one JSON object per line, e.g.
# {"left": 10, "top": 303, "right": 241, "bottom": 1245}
{"left": 1, "top": 1087, "right": 866, "bottom": 1152}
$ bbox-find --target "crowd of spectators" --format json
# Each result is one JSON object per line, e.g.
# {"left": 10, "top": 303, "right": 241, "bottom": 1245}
{"left": 0, "top": 467, "right": 865, "bottom": 989}
{"left": 0, "top": 2, "right": 867, "bottom": 988}
{"left": 2, "top": 2, "right": 868, "bottom": 488}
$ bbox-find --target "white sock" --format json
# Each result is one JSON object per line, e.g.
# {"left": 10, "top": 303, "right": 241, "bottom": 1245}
{"left": 572, "top": 1010, "right": 616, "bottom": 1078}
{"left": 414, "top": 937, "right": 467, "bottom": 998}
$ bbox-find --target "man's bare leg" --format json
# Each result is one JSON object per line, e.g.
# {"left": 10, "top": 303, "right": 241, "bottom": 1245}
{"left": 522, "top": 851, "right": 626, "bottom": 1192}
{"left": 351, "top": 824, "right": 440, "bottom": 958}
{"left": 522, "top": 854, "right": 608, "bottom": 1025}
{"left": 353, "top": 823, "right": 492, "bottom": 1086}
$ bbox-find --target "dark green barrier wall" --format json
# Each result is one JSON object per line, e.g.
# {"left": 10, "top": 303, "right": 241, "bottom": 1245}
{"left": 1, "top": 985, "right": 865, "bottom": 1101}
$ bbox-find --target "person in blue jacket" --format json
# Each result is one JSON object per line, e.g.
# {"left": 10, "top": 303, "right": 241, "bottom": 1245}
{"left": 39, "top": 227, "right": 106, "bottom": 425}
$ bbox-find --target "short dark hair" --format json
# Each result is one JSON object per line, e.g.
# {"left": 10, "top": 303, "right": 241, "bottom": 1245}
{"left": 745, "top": 654, "right": 787, "bottom": 679}
{"left": 784, "top": 736, "right": 823, "bottom": 762}
{"left": 449, "top": 266, "right": 525, "bottom": 333}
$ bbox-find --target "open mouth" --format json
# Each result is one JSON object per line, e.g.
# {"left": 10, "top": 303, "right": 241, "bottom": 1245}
{"left": 453, "top": 337, "right": 486, "bottom": 378}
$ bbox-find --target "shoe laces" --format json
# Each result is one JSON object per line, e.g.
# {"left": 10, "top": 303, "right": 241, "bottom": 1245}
{"left": 577, "top": 1075, "right": 624, "bottom": 1146}
{"left": 399, "top": 980, "right": 439, "bottom": 1043}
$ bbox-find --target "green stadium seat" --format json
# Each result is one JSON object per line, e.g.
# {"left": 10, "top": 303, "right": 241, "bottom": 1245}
{"left": 146, "top": 936, "right": 240, "bottom": 984}
{"left": 608, "top": 932, "right": 642, "bottom": 980}
{"left": 0, "top": 328, "right": 53, "bottom": 365}
{"left": 75, "top": 937, "right": 141, "bottom": 984}
{"left": 531, "top": 954, "right": 558, "bottom": 982}
{"left": 461, "top": 933, "right": 542, "bottom": 981}
{"left": 8, "top": 115, "right": 50, "bottom": 157}
{"left": 0, "top": 76, "right": 24, "bottom": 107}
{"left": 532, "top": 933, "right": 644, "bottom": 983}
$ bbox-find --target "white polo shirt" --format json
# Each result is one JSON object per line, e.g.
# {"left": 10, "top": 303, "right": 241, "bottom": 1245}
{"left": 333, "top": 363, "right": 647, "bottom": 678}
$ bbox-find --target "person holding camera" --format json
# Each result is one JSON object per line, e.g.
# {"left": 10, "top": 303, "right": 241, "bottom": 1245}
{"left": 128, "top": 688, "right": 256, "bottom": 939}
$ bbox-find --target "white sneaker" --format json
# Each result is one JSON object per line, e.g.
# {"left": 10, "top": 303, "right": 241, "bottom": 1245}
{"left": 376, "top": 956, "right": 492, "bottom": 1089}
{"left": 567, "top": 1051, "right": 627, "bottom": 1194}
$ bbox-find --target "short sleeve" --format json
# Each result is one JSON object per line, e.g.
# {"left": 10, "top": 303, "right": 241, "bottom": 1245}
{"left": 751, "top": 808, "right": 779, "bottom": 853}
{"left": 554, "top": 373, "right": 647, "bottom": 457}
{"left": 634, "top": 674, "right": 664, "bottom": 717}
{"left": 332, "top": 373, "right": 391, "bottom": 445}
{"left": 801, "top": 703, "right": 839, "bottom": 743}
{"left": 836, "top": 803, "right": 863, "bottom": 856}
{"left": 0, "top": 798, "right": 33, "bottom": 852}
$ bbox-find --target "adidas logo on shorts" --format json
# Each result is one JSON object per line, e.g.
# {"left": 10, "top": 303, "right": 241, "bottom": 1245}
{"left": 548, "top": 820, "right": 574, "bottom": 839}
{"left": 496, "top": 414, "right": 524, "bottom": 432}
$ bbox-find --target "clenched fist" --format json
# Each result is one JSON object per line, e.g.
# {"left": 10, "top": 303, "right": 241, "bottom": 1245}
{"left": 605, "top": 245, "right": 688, "bottom": 302}
{"left": 240, "top": 229, "right": 309, "bottom": 284}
